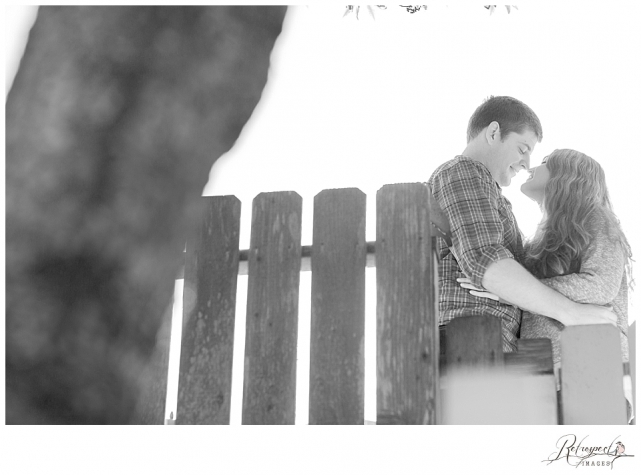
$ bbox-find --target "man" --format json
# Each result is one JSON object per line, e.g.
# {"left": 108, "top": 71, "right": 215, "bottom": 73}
{"left": 428, "top": 95, "right": 616, "bottom": 351}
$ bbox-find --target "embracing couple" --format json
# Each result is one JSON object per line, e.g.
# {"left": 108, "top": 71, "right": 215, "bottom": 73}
{"left": 428, "top": 95, "right": 632, "bottom": 419}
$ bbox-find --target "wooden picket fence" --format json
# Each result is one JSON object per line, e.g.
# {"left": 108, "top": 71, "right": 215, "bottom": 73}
{"left": 174, "top": 183, "right": 635, "bottom": 425}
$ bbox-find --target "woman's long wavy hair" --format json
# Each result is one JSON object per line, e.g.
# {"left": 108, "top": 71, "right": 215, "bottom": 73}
{"left": 523, "top": 149, "right": 633, "bottom": 284}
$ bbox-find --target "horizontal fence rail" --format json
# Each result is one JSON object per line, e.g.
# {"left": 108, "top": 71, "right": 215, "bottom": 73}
{"left": 176, "top": 242, "right": 377, "bottom": 278}
{"left": 167, "top": 184, "right": 635, "bottom": 425}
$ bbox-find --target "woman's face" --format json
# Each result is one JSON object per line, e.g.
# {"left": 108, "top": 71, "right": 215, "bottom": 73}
{"left": 520, "top": 160, "right": 550, "bottom": 204}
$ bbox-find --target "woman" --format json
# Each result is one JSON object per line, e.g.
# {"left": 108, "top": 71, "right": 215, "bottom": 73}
{"left": 462, "top": 148, "right": 633, "bottom": 419}
{"left": 519, "top": 149, "right": 631, "bottom": 367}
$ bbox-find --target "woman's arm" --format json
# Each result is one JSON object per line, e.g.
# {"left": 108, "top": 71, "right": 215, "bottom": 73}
{"left": 540, "top": 227, "right": 625, "bottom": 305}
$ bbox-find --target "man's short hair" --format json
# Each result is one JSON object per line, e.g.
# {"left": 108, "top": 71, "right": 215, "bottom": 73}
{"left": 467, "top": 96, "right": 543, "bottom": 143}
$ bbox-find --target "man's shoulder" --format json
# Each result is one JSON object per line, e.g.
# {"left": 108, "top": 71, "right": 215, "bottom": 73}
{"left": 428, "top": 155, "right": 491, "bottom": 184}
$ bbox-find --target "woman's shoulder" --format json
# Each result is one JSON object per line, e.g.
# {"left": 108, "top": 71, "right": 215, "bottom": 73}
{"left": 581, "top": 209, "right": 630, "bottom": 269}
{"left": 586, "top": 208, "right": 624, "bottom": 243}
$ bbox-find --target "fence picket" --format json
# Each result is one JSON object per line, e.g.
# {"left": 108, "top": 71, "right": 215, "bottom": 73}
{"left": 445, "top": 315, "right": 504, "bottom": 370}
{"left": 560, "top": 325, "right": 627, "bottom": 424}
{"left": 376, "top": 183, "right": 440, "bottom": 424}
{"left": 630, "top": 321, "right": 636, "bottom": 425}
{"left": 309, "top": 188, "right": 366, "bottom": 424}
{"left": 504, "top": 338, "right": 554, "bottom": 374}
{"left": 242, "top": 192, "right": 302, "bottom": 424}
{"left": 177, "top": 196, "right": 241, "bottom": 424}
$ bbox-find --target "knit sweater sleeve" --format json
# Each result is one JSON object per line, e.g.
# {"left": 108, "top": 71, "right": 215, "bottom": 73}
{"left": 539, "top": 225, "right": 625, "bottom": 305}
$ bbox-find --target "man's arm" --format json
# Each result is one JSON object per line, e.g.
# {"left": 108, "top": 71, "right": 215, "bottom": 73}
{"left": 482, "top": 258, "right": 617, "bottom": 326}
{"left": 540, "top": 226, "right": 625, "bottom": 305}
{"left": 430, "top": 159, "right": 514, "bottom": 288}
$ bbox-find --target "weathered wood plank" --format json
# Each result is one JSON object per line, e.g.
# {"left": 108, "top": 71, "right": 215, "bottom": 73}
{"left": 376, "top": 183, "right": 440, "bottom": 425}
{"left": 177, "top": 241, "right": 377, "bottom": 278}
{"left": 177, "top": 196, "right": 241, "bottom": 424}
{"left": 242, "top": 192, "right": 302, "bottom": 424}
{"left": 504, "top": 338, "right": 554, "bottom": 374}
{"left": 445, "top": 315, "right": 504, "bottom": 370}
{"left": 560, "top": 325, "right": 627, "bottom": 424}
{"left": 630, "top": 321, "right": 636, "bottom": 425}
{"left": 309, "top": 188, "right": 366, "bottom": 424}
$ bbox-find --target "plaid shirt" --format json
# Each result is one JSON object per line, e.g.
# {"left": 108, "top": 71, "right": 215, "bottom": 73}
{"left": 427, "top": 156, "right": 524, "bottom": 352}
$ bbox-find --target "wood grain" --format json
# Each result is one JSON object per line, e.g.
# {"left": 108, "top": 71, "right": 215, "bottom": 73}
{"left": 309, "top": 188, "right": 366, "bottom": 424}
{"left": 445, "top": 315, "right": 504, "bottom": 370}
{"left": 376, "top": 183, "right": 440, "bottom": 424}
{"left": 177, "top": 196, "right": 241, "bottom": 424}
{"left": 242, "top": 192, "right": 302, "bottom": 424}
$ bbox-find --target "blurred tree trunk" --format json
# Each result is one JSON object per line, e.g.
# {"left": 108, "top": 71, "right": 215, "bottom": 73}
{"left": 5, "top": 5, "right": 287, "bottom": 424}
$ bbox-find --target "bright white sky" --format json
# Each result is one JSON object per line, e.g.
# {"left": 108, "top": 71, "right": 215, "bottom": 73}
{"left": 4, "top": 3, "right": 641, "bottom": 468}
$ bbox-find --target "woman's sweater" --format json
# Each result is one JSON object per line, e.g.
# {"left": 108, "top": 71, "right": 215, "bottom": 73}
{"left": 520, "top": 217, "right": 630, "bottom": 365}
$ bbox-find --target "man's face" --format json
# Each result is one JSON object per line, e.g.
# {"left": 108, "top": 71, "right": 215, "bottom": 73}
{"left": 488, "top": 128, "right": 538, "bottom": 187}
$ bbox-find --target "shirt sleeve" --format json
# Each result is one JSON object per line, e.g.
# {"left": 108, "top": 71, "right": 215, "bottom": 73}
{"left": 540, "top": 226, "right": 625, "bottom": 305}
{"left": 431, "top": 160, "right": 514, "bottom": 288}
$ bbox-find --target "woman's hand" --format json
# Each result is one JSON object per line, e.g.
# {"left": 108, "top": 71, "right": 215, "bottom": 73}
{"left": 457, "top": 277, "right": 500, "bottom": 301}
{"left": 563, "top": 303, "right": 618, "bottom": 327}
{"left": 457, "top": 278, "right": 514, "bottom": 306}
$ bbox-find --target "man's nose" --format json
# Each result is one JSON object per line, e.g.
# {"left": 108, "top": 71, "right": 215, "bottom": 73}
{"left": 521, "top": 155, "right": 531, "bottom": 170}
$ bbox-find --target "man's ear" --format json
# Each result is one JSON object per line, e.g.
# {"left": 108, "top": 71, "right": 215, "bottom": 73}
{"left": 485, "top": 121, "right": 501, "bottom": 144}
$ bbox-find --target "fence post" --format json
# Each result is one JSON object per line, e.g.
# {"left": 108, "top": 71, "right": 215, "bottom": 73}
{"left": 376, "top": 183, "right": 440, "bottom": 424}
{"left": 560, "top": 324, "right": 627, "bottom": 424}
{"left": 242, "top": 191, "right": 302, "bottom": 424}
{"left": 177, "top": 196, "right": 241, "bottom": 424}
{"left": 630, "top": 321, "right": 636, "bottom": 425}
{"left": 445, "top": 315, "right": 504, "bottom": 370}
{"left": 504, "top": 338, "right": 554, "bottom": 375}
{"left": 309, "top": 188, "right": 366, "bottom": 424}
